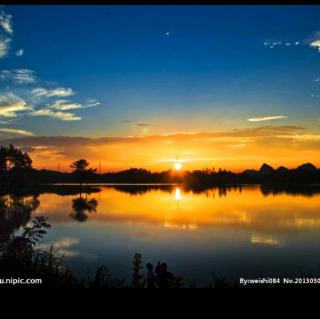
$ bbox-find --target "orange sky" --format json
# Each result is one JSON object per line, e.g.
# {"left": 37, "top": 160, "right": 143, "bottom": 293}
{"left": 4, "top": 124, "right": 320, "bottom": 172}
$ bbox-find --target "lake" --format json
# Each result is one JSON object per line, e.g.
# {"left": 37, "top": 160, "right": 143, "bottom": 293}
{"left": 3, "top": 184, "right": 320, "bottom": 286}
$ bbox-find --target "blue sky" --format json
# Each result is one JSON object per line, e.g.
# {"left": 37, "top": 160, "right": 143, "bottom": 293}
{"left": 0, "top": 5, "right": 319, "bottom": 138}
{"left": 0, "top": 6, "right": 320, "bottom": 135}
{"left": 1, "top": 5, "right": 320, "bottom": 170}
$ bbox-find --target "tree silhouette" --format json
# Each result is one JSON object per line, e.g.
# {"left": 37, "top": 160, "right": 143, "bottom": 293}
{"left": 131, "top": 253, "right": 144, "bottom": 288}
{"left": 70, "top": 159, "right": 97, "bottom": 187}
{"left": 0, "top": 145, "right": 32, "bottom": 172}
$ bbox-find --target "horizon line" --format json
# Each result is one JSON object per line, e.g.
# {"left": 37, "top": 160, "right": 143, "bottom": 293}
{"left": 33, "top": 162, "right": 318, "bottom": 175}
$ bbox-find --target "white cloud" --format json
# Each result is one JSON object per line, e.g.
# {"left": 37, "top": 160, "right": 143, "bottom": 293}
{"left": 13, "top": 69, "right": 36, "bottom": 84}
{"left": 0, "top": 69, "right": 36, "bottom": 84}
{"left": 0, "top": 93, "right": 32, "bottom": 118}
{"left": 0, "top": 127, "right": 34, "bottom": 136}
{"left": 0, "top": 11, "right": 13, "bottom": 34}
{"left": 29, "top": 93, "right": 100, "bottom": 121}
{"left": 264, "top": 40, "right": 300, "bottom": 49}
{"left": 0, "top": 38, "right": 10, "bottom": 58}
{"left": 32, "top": 87, "right": 75, "bottom": 98}
{"left": 31, "top": 108, "right": 81, "bottom": 121}
{"left": 15, "top": 48, "right": 24, "bottom": 56}
{"left": 248, "top": 115, "right": 287, "bottom": 122}
{"left": 50, "top": 100, "right": 82, "bottom": 111}
{"left": 0, "top": 101, "right": 27, "bottom": 118}
{"left": 85, "top": 99, "right": 101, "bottom": 107}
{"left": 310, "top": 39, "right": 320, "bottom": 52}
{"left": 0, "top": 70, "right": 10, "bottom": 80}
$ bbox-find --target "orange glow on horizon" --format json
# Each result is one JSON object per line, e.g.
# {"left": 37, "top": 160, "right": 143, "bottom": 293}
{"left": 18, "top": 128, "right": 320, "bottom": 172}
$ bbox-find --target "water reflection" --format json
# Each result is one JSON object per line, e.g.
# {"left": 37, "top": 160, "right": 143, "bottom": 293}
{"left": 109, "top": 184, "right": 320, "bottom": 198}
{"left": 175, "top": 187, "right": 182, "bottom": 201}
{"left": 260, "top": 184, "right": 320, "bottom": 197}
{"left": 39, "top": 237, "right": 80, "bottom": 257}
{"left": 0, "top": 194, "right": 39, "bottom": 243}
{"left": 2, "top": 185, "right": 320, "bottom": 233}
{"left": 70, "top": 195, "right": 98, "bottom": 222}
{"left": 2, "top": 185, "right": 320, "bottom": 283}
{"left": 112, "top": 185, "right": 173, "bottom": 196}
{"left": 250, "top": 233, "right": 282, "bottom": 247}
{"left": 26, "top": 184, "right": 320, "bottom": 234}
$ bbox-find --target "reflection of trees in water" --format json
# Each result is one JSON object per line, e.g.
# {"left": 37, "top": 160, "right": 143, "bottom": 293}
{"left": 112, "top": 184, "right": 320, "bottom": 198}
{"left": 112, "top": 185, "right": 244, "bottom": 197}
{"left": 112, "top": 185, "right": 173, "bottom": 196}
{"left": 0, "top": 195, "right": 40, "bottom": 244}
{"left": 181, "top": 185, "right": 244, "bottom": 199}
{"left": 70, "top": 195, "right": 98, "bottom": 222}
{"left": 111, "top": 185, "right": 245, "bottom": 197}
{"left": 260, "top": 185, "right": 320, "bottom": 197}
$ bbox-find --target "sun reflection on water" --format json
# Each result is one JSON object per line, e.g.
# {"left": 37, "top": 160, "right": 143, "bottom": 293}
{"left": 175, "top": 187, "right": 182, "bottom": 201}
{"left": 35, "top": 185, "right": 320, "bottom": 235}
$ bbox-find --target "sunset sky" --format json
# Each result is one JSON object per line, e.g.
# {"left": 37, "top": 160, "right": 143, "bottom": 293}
{"left": 1, "top": 5, "right": 320, "bottom": 172}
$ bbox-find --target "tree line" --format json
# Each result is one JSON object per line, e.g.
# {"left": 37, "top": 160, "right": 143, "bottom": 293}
{"left": 1, "top": 144, "right": 320, "bottom": 186}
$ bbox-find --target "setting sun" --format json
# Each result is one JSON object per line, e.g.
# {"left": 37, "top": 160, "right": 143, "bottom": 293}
{"left": 174, "top": 162, "right": 182, "bottom": 170}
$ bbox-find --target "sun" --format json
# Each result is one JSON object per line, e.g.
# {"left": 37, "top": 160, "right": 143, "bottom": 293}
{"left": 174, "top": 162, "right": 182, "bottom": 170}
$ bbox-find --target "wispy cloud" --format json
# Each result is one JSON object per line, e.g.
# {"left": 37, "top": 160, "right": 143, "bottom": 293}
{"left": 0, "top": 10, "right": 98, "bottom": 125}
{"left": 0, "top": 125, "right": 312, "bottom": 172}
{"left": 32, "top": 87, "right": 75, "bottom": 98}
{"left": 11, "top": 69, "right": 35, "bottom": 84}
{"left": 0, "top": 89, "right": 98, "bottom": 122}
{"left": 2, "top": 126, "right": 304, "bottom": 147}
{"left": 264, "top": 40, "right": 300, "bottom": 49}
{"left": 0, "top": 93, "right": 32, "bottom": 118}
{"left": 0, "top": 127, "right": 34, "bottom": 136}
{"left": 0, "top": 10, "right": 13, "bottom": 60}
{"left": 0, "top": 92, "right": 80, "bottom": 122}
{"left": 0, "top": 69, "right": 36, "bottom": 84}
{"left": 121, "top": 121, "right": 153, "bottom": 127}
{"left": 248, "top": 115, "right": 287, "bottom": 122}
{"left": 0, "top": 38, "right": 10, "bottom": 58}
{"left": 31, "top": 108, "right": 81, "bottom": 121}
{"left": 0, "top": 101, "right": 29, "bottom": 118}
{"left": 49, "top": 100, "right": 82, "bottom": 111}
{"left": 310, "top": 39, "right": 320, "bottom": 53}
{"left": 0, "top": 11, "right": 13, "bottom": 34}
{"left": 137, "top": 123, "right": 153, "bottom": 127}
{"left": 85, "top": 99, "right": 100, "bottom": 107}
{"left": 15, "top": 48, "right": 24, "bottom": 56}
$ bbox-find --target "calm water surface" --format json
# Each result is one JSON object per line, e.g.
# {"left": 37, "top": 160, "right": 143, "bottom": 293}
{"left": 5, "top": 185, "right": 320, "bottom": 285}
